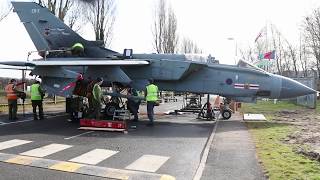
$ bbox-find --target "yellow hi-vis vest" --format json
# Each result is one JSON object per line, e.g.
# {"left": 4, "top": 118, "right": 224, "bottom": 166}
{"left": 71, "top": 43, "right": 84, "bottom": 50}
{"left": 31, "top": 84, "right": 42, "bottom": 100}
{"left": 92, "top": 84, "right": 102, "bottom": 102}
{"left": 146, "top": 84, "right": 158, "bottom": 102}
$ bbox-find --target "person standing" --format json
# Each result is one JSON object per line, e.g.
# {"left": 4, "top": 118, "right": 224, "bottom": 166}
{"left": 92, "top": 77, "right": 103, "bottom": 120}
{"left": 30, "top": 80, "right": 45, "bottom": 120}
{"left": 127, "top": 87, "right": 141, "bottom": 122}
{"left": 5, "top": 79, "right": 19, "bottom": 121}
{"left": 145, "top": 79, "right": 159, "bottom": 126}
{"left": 86, "top": 77, "right": 95, "bottom": 114}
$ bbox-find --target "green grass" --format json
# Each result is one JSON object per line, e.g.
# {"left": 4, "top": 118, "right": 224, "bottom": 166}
{"left": 247, "top": 122, "right": 320, "bottom": 180}
{"left": 242, "top": 100, "right": 320, "bottom": 179}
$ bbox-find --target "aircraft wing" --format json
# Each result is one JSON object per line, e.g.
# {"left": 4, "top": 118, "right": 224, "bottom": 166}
{"left": 0, "top": 65, "right": 33, "bottom": 70}
{"left": 0, "top": 60, "right": 149, "bottom": 67}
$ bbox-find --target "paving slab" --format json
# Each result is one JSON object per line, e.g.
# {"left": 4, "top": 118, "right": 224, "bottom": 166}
{"left": 243, "top": 114, "right": 266, "bottom": 121}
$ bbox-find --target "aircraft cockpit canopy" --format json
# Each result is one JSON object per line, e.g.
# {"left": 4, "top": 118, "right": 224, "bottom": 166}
{"left": 237, "top": 59, "right": 267, "bottom": 73}
{"left": 184, "top": 54, "right": 219, "bottom": 64}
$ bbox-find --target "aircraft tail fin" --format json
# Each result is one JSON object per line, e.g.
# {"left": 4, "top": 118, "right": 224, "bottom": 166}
{"left": 12, "top": 2, "right": 118, "bottom": 57}
{"left": 12, "top": 2, "right": 84, "bottom": 51}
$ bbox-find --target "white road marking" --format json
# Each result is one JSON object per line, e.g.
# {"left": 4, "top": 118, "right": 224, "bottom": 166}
{"left": 0, "top": 139, "right": 32, "bottom": 151}
{"left": 193, "top": 120, "right": 219, "bottom": 180}
{"left": 125, "top": 155, "right": 170, "bottom": 172}
{"left": 69, "top": 149, "right": 119, "bottom": 165}
{"left": 20, "top": 143, "right": 72, "bottom": 157}
{"left": 0, "top": 114, "right": 65, "bottom": 126}
{"left": 0, "top": 119, "right": 34, "bottom": 126}
{"left": 64, "top": 131, "right": 94, "bottom": 140}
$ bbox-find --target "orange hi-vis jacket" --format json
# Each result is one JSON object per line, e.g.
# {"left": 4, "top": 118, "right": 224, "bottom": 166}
{"left": 5, "top": 83, "right": 17, "bottom": 100}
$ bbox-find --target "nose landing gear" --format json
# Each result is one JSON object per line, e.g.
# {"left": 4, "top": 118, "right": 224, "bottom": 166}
{"left": 198, "top": 96, "right": 233, "bottom": 120}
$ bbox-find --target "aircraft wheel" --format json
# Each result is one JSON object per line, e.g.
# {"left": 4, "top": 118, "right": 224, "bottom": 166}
{"left": 104, "top": 102, "right": 120, "bottom": 119}
{"left": 222, "top": 109, "right": 232, "bottom": 120}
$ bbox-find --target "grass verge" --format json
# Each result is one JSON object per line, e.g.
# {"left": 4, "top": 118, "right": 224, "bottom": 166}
{"left": 247, "top": 122, "right": 320, "bottom": 179}
{"left": 242, "top": 100, "right": 320, "bottom": 180}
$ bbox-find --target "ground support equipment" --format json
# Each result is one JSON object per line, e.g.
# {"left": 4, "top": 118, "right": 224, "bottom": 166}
{"left": 79, "top": 109, "right": 130, "bottom": 133}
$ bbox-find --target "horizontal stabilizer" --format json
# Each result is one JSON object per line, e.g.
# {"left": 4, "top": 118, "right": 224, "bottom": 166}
{"left": 0, "top": 60, "right": 149, "bottom": 67}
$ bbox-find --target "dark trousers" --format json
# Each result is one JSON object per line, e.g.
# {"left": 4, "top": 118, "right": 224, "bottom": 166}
{"left": 87, "top": 96, "right": 94, "bottom": 114}
{"left": 128, "top": 100, "right": 139, "bottom": 120}
{"left": 32, "top": 100, "right": 44, "bottom": 120}
{"left": 8, "top": 99, "right": 17, "bottom": 120}
{"left": 147, "top": 101, "right": 155, "bottom": 123}
{"left": 93, "top": 100, "right": 101, "bottom": 120}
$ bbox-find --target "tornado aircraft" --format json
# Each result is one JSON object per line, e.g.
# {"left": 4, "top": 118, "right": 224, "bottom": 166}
{"left": 0, "top": 2, "right": 316, "bottom": 105}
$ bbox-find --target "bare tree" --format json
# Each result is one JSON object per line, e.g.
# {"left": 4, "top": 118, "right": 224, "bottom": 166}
{"left": 180, "top": 37, "right": 202, "bottom": 54}
{"left": 303, "top": 8, "right": 320, "bottom": 78}
{"left": 270, "top": 26, "right": 283, "bottom": 74}
{"left": 0, "top": 0, "right": 12, "bottom": 22}
{"left": 268, "top": 24, "right": 297, "bottom": 75}
{"left": 152, "top": 0, "right": 178, "bottom": 53}
{"left": 164, "top": 7, "right": 178, "bottom": 53}
{"left": 37, "top": 0, "right": 72, "bottom": 21}
{"left": 35, "top": 0, "right": 83, "bottom": 32}
{"left": 239, "top": 46, "right": 256, "bottom": 63}
{"left": 286, "top": 42, "right": 299, "bottom": 77}
{"left": 153, "top": 0, "right": 166, "bottom": 53}
{"left": 84, "top": 0, "right": 116, "bottom": 47}
{"left": 65, "top": 2, "right": 83, "bottom": 32}
{"left": 298, "top": 36, "right": 310, "bottom": 77}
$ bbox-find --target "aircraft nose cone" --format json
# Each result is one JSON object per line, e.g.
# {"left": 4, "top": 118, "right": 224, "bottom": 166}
{"left": 279, "top": 77, "right": 316, "bottom": 98}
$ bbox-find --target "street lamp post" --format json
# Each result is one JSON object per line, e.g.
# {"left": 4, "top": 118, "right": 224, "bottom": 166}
{"left": 227, "top": 37, "right": 238, "bottom": 65}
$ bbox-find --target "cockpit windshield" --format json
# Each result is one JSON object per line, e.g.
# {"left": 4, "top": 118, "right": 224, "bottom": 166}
{"left": 184, "top": 54, "right": 218, "bottom": 64}
{"left": 237, "top": 59, "right": 267, "bottom": 73}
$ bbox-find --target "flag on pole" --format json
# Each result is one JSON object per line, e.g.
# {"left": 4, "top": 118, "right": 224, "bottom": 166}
{"left": 254, "top": 27, "right": 266, "bottom": 43}
{"left": 255, "top": 32, "right": 262, "bottom": 43}
{"left": 257, "top": 50, "right": 276, "bottom": 60}
{"left": 263, "top": 50, "right": 275, "bottom": 59}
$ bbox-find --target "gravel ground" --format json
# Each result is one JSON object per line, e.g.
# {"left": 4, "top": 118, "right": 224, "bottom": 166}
{"left": 272, "top": 109, "right": 320, "bottom": 161}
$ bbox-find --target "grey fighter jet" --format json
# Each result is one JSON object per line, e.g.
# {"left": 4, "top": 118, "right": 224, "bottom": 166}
{"left": 0, "top": 2, "right": 316, "bottom": 105}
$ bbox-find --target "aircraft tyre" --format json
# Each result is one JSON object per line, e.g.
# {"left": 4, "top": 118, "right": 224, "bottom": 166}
{"left": 104, "top": 102, "right": 120, "bottom": 119}
{"left": 222, "top": 109, "right": 232, "bottom": 120}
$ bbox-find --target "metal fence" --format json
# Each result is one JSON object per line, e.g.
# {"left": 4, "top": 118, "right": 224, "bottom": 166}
{"left": 293, "top": 78, "right": 317, "bottom": 109}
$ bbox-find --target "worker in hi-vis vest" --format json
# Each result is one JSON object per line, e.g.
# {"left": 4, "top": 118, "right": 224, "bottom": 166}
{"left": 5, "top": 79, "right": 19, "bottom": 121}
{"left": 92, "top": 77, "right": 104, "bottom": 120}
{"left": 144, "top": 79, "right": 159, "bottom": 126}
{"left": 30, "top": 80, "right": 45, "bottom": 120}
{"left": 71, "top": 42, "right": 84, "bottom": 56}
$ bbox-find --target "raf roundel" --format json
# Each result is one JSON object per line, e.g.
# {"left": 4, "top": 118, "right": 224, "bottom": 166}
{"left": 226, "top": 78, "right": 233, "bottom": 85}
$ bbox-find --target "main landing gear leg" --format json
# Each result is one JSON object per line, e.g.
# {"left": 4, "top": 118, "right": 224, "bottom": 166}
{"left": 198, "top": 94, "right": 214, "bottom": 121}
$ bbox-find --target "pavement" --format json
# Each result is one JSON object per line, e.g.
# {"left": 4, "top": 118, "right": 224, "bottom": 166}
{"left": 0, "top": 97, "right": 266, "bottom": 180}
{"left": 200, "top": 113, "right": 266, "bottom": 180}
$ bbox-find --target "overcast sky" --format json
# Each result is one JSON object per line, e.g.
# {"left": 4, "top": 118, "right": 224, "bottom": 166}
{"left": 1, "top": 0, "right": 320, "bottom": 78}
